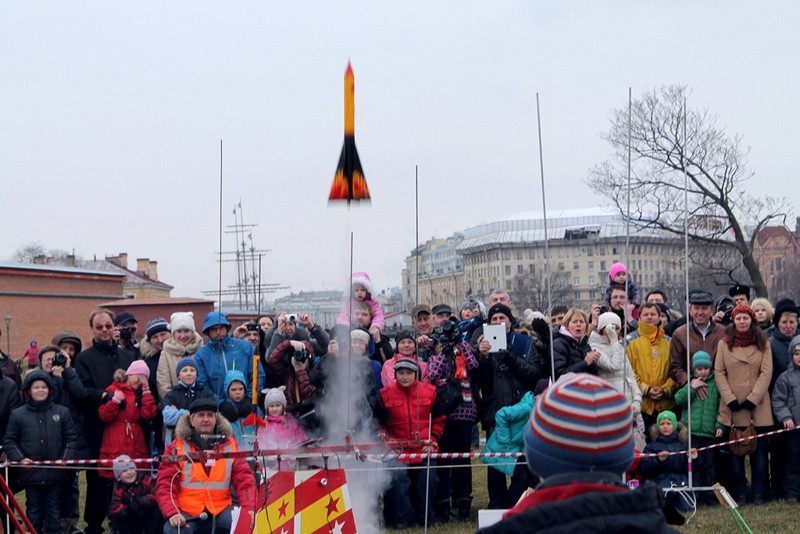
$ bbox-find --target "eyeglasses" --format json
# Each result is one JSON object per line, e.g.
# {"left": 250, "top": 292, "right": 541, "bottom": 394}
{"left": 95, "top": 324, "right": 114, "bottom": 331}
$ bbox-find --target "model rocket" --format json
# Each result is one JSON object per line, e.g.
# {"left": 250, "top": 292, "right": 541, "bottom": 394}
{"left": 328, "top": 62, "right": 371, "bottom": 203}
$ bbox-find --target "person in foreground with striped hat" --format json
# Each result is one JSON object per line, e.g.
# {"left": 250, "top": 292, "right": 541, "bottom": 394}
{"left": 477, "top": 373, "right": 681, "bottom": 533}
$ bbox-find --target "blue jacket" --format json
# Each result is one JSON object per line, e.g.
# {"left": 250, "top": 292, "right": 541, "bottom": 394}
{"left": 195, "top": 335, "right": 264, "bottom": 401}
{"left": 218, "top": 369, "right": 261, "bottom": 448}
{"left": 162, "top": 380, "right": 214, "bottom": 443}
{"left": 481, "top": 391, "right": 534, "bottom": 475}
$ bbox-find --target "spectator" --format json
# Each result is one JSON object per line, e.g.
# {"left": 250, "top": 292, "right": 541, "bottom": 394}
{"left": 715, "top": 304, "right": 774, "bottom": 505}
{"left": 332, "top": 303, "right": 393, "bottom": 363}
{"left": 22, "top": 340, "right": 39, "bottom": 370}
{"left": 195, "top": 311, "right": 264, "bottom": 402}
{"left": 107, "top": 455, "right": 162, "bottom": 534}
{"left": 51, "top": 330, "right": 83, "bottom": 361}
{"left": 475, "top": 304, "right": 543, "bottom": 509}
{"left": 551, "top": 308, "right": 599, "bottom": 380}
{"left": 751, "top": 298, "right": 774, "bottom": 331}
{"left": 640, "top": 411, "right": 699, "bottom": 512}
{"left": 256, "top": 387, "right": 308, "bottom": 469}
{"left": 627, "top": 302, "right": 676, "bottom": 432}
{"left": 217, "top": 369, "right": 260, "bottom": 449}
{"left": 674, "top": 351, "right": 723, "bottom": 504}
{"left": 113, "top": 312, "right": 141, "bottom": 361}
{"left": 336, "top": 271, "right": 385, "bottom": 338}
{"left": 266, "top": 312, "right": 331, "bottom": 361}
{"left": 156, "top": 398, "right": 256, "bottom": 534}
{"left": 729, "top": 284, "right": 751, "bottom": 307}
{"left": 589, "top": 312, "right": 644, "bottom": 435}
{"left": 233, "top": 321, "right": 261, "bottom": 351}
{"left": 426, "top": 320, "right": 480, "bottom": 522}
{"left": 38, "top": 344, "right": 89, "bottom": 534}
{"left": 161, "top": 358, "right": 214, "bottom": 443}
{"left": 267, "top": 338, "right": 316, "bottom": 409}
{"left": 98, "top": 361, "right": 156, "bottom": 480}
{"left": 549, "top": 304, "right": 568, "bottom": 328}
{"left": 139, "top": 317, "right": 170, "bottom": 456}
{"left": 601, "top": 262, "right": 642, "bottom": 312}
{"left": 769, "top": 299, "right": 800, "bottom": 391}
{"left": 3, "top": 370, "right": 79, "bottom": 534}
{"left": 478, "top": 374, "right": 678, "bottom": 534}
{"left": 381, "top": 329, "right": 428, "bottom": 387}
{"left": 0, "top": 369, "right": 22, "bottom": 451}
{"left": 74, "top": 307, "right": 136, "bottom": 534}
{"left": 411, "top": 304, "right": 435, "bottom": 362}
{"left": 771, "top": 335, "right": 800, "bottom": 503}
{"left": 0, "top": 328, "right": 22, "bottom": 387}
{"left": 669, "top": 291, "right": 726, "bottom": 387}
{"left": 432, "top": 304, "right": 453, "bottom": 327}
{"left": 376, "top": 358, "right": 444, "bottom": 529}
{"left": 156, "top": 312, "right": 204, "bottom": 400}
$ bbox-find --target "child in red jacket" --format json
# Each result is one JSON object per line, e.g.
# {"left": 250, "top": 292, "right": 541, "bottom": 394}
{"left": 107, "top": 455, "right": 162, "bottom": 534}
{"left": 376, "top": 358, "right": 445, "bottom": 529}
{"left": 98, "top": 361, "right": 156, "bottom": 478}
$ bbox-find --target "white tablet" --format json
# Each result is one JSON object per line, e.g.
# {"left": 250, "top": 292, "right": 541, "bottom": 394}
{"left": 484, "top": 324, "right": 507, "bottom": 352}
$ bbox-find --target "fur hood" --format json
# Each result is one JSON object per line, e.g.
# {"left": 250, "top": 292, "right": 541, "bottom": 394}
{"left": 162, "top": 332, "right": 204, "bottom": 359}
{"left": 649, "top": 421, "right": 689, "bottom": 443}
{"left": 174, "top": 411, "right": 234, "bottom": 441}
{"left": 139, "top": 338, "right": 160, "bottom": 358}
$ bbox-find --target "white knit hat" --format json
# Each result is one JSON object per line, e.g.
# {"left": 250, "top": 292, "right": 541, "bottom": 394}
{"left": 597, "top": 312, "right": 622, "bottom": 335}
{"left": 169, "top": 312, "right": 195, "bottom": 333}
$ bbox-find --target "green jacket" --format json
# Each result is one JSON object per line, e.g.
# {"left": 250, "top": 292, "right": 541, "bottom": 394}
{"left": 674, "top": 372, "right": 723, "bottom": 438}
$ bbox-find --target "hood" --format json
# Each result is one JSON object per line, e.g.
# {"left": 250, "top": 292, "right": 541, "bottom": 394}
{"left": 222, "top": 369, "right": 248, "bottom": 401}
{"left": 50, "top": 330, "right": 83, "bottom": 354}
{"left": 22, "top": 369, "right": 56, "bottom": 398}
{"left": 349, "top": 271, "right": 374, "bottom": 296}
{"left": 649, "top": 421, "right": 689, "bottom": 443}
{"left": 174, "top": 411, "right": 234, "bottom": 441}
{"left": 139, "top": 338, "right": 160, "bottom": 358}
{"left": 202, "top": 311, "right": 231, "bottom": 334}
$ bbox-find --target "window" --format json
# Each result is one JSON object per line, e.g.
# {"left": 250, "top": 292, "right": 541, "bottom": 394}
{"left": 505, "top": 280, "right": 512, "bottom": 290}
{"left": 574, "top": 291, "right": 581, "bottom": 300}
{"left": 573, "top": 277, "right": 580, "bottom": 285}
{"left": 600, "top": 261, "right": 607, "bottom": 270}
{"left": 599, "top": 246, "right": 606, "bottom": 255}
{"left": 573, "top": 262, "right": 579, "bottom": 271}
{"left": 529, "top": 264, "right": 535, "bottom": 274}
{"left": 505, "top": 265, "right": 511, "bottom": 275}
{"left": 588, "top": 261, "right": 594, "bottom": 270}
{"left": 516, "top": 250, "right": 523, "bottom": 260}
{"left": 517, "top": 265, "right": 523, "bottom": 274}
{"left": 572, "top": 248, "right": 580, "bottom": 257}
{"left": 612, "top": 247, "right": 618, "bottom": 255}
{"left": 558, "top": 263, "right": 565, "bottom": 271}
{"left": 558, "top": 248, "right": 565, "bottom": 258}
{"left": 503, "top": 250, "right": 511, "bottom": 260}
{"left": 587, "top": 247, "right": 594, "bottom": 256}
{"left": 528, "top": 249, "right": 536, "bottom": 259}
{"left": 589, "top": 276, "right": 596, "bottom": 284}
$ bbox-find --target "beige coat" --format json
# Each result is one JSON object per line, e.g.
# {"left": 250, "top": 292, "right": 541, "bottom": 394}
{"left": 715, "top": 340, "right": 774, "bottom": 427}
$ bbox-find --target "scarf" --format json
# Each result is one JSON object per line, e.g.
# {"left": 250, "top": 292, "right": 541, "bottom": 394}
{"left": 732, "top": 329, "right": 753, "bottom": 348}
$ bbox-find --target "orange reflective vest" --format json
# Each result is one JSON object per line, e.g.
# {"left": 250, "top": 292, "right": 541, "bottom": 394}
{"left": 176, "top": 438, "right": 237, "bottom": 516}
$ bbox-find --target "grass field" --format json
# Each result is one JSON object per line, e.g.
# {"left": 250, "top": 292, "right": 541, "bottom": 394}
{"left": 8, "top": 464, "right": 798, "bottom": 533}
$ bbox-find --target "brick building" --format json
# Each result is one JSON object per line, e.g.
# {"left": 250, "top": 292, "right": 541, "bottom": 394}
{"left": 0, "top": 262, "right": 126, "bottom": 358}
{"left": 754, "top": 219, "right": 800, "bottom": 302}
{"left": 101, "top": 297, "right": 215, "bottom": 342}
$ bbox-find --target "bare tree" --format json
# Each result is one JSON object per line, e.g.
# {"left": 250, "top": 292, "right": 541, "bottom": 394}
{"left": 587, "top": 85, "right": 788, "bottom": 298}
{"left": 12, "top": 242, "right": 46, "bottom": 263}
{"left": 513, "top": 271, "right": 574, "bottom": 312}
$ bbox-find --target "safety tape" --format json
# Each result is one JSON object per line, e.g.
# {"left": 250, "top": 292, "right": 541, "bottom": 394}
{"left": 3, "top": 426, "right": 794, "bottom": 466}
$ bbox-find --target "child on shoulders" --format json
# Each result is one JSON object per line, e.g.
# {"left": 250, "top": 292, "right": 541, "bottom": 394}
{"left": 336, "top": 272, "right": 385, "bottom": 340}
{"left": 602, "top": 262, "right": 642, "bottom": 309}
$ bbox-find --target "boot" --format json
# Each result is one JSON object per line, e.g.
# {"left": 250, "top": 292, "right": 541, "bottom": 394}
{"left": 434, "top": 500, "right": 451, "bottom": 523}
{"left": 457, "top": 497, "right": 473, "bottom": 521}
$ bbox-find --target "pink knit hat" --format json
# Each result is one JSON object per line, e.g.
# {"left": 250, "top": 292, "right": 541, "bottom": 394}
{"left": 125, "top": 360, "right": 150, "bottom": 379}
{"left": 609, "top": 262, "right": 627, "bottom": 280}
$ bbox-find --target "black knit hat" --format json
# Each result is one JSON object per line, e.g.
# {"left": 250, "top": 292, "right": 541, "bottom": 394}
{"left": 395, "top": 329, "right": 416, "bottom": 346}
{"left": 487, "top": 303, "right": 515, "bottom": 325}
{"left": 189, "top": 398, "right": 218, "bottom": 415}
{"left": 773, "top": 299, "right": 799, "bottom": 328}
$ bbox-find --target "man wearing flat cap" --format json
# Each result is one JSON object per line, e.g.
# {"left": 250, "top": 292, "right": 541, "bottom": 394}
{"left": 156, "top": 398, "right": 255, "bottom": 534}
{"left": 669, "top": 291, "right": 727, "bottom": 387}
{"left": 432, "top": 304, "right": 453, "bottom": 328}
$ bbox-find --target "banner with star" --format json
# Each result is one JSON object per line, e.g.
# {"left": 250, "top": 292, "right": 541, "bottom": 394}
{"left": 255, "top": 469, "right": 356, "bottom": 534}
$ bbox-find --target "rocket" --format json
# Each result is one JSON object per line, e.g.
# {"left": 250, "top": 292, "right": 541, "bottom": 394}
{"left": 328, "top": 62, "right": 371, "bottom": 204}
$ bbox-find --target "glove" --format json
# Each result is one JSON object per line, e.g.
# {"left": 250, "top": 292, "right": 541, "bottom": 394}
{"left": 112, "top": 390, "right": 126, "bottom": 404}
{"left": 500, "top": 349, "right": 515, "bottom": 365}
{"left": 531, "top": 318, "right": 551, "bottom": 345}
{"left": 140, "top": 379, "right": 151, "bottom": 394}
{"left": 727, "top": 400, "right": 742, "bottom": 412}
{"left": 740, "top": 399, "right": 756, "bottom": 411}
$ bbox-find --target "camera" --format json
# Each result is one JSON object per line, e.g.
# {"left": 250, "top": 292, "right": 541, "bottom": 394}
{"left": 431, "top": 318, "right": 460, "bottom": 345}
{"left": 599, "top": 305, "right": 609, "bottom": 314}
{"left": 286, "top": 313, "right": 298, "bottom": 322}
{"left": 714, "top": 295, "right": 736, "bottom": 326}
{"left": 120, "top": 327, "right": 133, "bottom": 341}
{"left": 292, "top": 347, "right": 311, "bottom": 364}
{"left": 245, "top": 321, "right": 259, "bottom": 332}
{"left": 53, "top": 352, "right": 69, "bottom": 367}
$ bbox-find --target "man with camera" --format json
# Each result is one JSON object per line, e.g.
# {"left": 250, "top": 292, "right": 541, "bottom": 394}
{"left": 267, "top": 338, "right": 316, "bottom": 409}
{"left": 265, "top": 312, "right": 330, "bottom": 359}
{"left": 113, "top": 311, "right": 141, "bottom": 361}
{"left": 668, "top": 291, "right": 727, "bottom": 388}
{"left": 591, "top": 287, "right": 636, "bottom": 335}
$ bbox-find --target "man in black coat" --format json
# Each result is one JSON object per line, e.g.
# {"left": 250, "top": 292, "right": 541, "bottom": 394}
{"left": 74, "top": 308, "right": 135, "bottom": 534}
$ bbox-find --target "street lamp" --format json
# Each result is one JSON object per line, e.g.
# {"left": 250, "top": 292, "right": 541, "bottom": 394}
{"left": 4, "top": 314, "right": 11, "bottom": 355}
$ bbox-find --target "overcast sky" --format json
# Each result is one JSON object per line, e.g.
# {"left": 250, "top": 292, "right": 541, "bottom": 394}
{"left": 2, "top": 1, "right": 798, "bottom": 303}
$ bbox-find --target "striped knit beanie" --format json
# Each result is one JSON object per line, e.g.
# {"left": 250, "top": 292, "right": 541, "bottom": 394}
{"left": 524, "top": 373, "right": 634, "bottom": 479}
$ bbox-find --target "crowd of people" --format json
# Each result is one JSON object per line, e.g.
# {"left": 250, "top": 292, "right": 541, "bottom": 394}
{"left": 1, "top": 264, "right": 800, "bottom": 533}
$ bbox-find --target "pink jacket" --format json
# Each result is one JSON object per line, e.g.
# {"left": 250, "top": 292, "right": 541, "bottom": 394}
{"left": 256, "top": 415, "right": 308, "bottom": 469}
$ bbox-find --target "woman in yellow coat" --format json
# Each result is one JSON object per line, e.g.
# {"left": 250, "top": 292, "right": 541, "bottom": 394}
{"left": 715, "top": 304, "right": 773, "bottom": 505}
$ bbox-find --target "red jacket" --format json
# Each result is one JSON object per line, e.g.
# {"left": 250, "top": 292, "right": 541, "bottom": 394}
{"left": 378, "top": 380, "right": 445, "bottom": 463}
{"left": 98, "top": 381, "right": 156, "bottom": 477}
{"left": 267, "top": 340, "right": 316, "bottom": 407}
